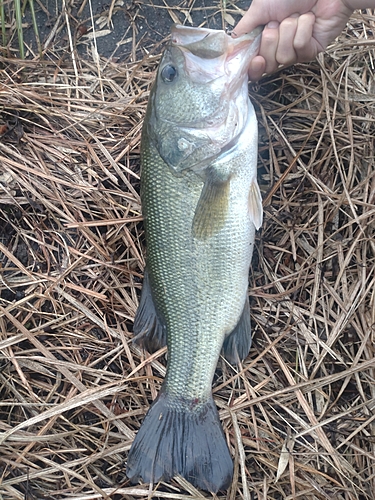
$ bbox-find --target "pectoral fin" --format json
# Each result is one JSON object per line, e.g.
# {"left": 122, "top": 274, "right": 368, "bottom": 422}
{"left": 192, "top": 171, "right": 230, "bottom": 240}
{"left": 248, "top": 180, "right": 263, "bottom": 230}
{"left": 133, "top": 269, "right": 166, "bottom": 352}
{"left": 221, "top": 297, "right": 252, "bottom": 365}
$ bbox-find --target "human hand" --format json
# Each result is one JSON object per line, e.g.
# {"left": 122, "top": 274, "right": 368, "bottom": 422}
{"left": 233, "top": 0, "right": 357, "bottom": 80}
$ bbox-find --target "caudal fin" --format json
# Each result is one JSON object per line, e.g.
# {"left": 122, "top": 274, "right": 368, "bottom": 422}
{"left": 126, "top": 390, "right": 233, "bottom": 493}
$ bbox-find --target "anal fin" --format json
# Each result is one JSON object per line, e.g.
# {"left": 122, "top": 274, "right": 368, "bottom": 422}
{"left": 221, "top": 297, "right": 252, "bottom": 365}
{"left": 133, "top": 269, "right": 166, "bottom": 352}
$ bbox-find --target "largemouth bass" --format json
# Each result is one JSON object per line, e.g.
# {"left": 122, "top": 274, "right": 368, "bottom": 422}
{"left": 127, "top": 24, "right": 263, "bottom": 493}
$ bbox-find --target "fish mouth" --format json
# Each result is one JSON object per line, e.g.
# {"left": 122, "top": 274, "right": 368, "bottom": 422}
{"left": 170, "top": 24, "right": 263, "bottom": 85}
{"left": 171, "top": 24, "right": 263, "bottom": 58}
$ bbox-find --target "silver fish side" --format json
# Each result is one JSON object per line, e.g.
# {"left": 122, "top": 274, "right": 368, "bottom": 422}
{"left": 127, "top": 24, "right": 263, "bottom": 493}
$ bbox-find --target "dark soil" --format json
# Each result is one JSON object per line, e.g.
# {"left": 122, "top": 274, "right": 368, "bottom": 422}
{"left": 6, "top": 0, "right": 251, "bottom": 61}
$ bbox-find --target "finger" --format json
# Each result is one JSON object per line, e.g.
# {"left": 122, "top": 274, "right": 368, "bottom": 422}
{"left": 293, "top": 12, "right": 317, "bottom": 62}
{"left": 275, "top": 16, "right": 299, "bottom": 66}
{"left": 248, "top": 55, "right": 266, "bottom": 81}
{"left": 259, "top": 21, "right": 280, "bottom": 74}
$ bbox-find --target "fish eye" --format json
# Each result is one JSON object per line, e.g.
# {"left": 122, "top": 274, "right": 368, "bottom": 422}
{"left": 161, "top": 64, "right": 178, "bottom": 83}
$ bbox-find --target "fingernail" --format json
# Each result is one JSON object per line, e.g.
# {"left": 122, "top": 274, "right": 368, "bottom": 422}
{"left": 231, "top": 30, "right": 238, "bottom": 38}
{"left": 266, "top": 21, "right": 279, "bottom": 29}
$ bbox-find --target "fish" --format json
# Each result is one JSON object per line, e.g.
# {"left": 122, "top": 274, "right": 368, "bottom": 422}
{"left": 126, "top": 24, "right": 263, "bottom": 493}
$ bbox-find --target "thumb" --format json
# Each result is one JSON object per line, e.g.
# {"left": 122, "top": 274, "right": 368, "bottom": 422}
{"left": 233, "top": 3, "right": 268, "bottom": 37}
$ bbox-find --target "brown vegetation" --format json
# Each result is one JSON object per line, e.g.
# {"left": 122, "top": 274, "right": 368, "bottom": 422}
{"left": 1, "top": 3, "right": 375, "bottom": 499}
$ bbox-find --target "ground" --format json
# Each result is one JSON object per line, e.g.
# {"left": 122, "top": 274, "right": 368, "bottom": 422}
{"left": 18, "top": 0, "right": 250, "bottom": 60}
{"left": 1, "top": 2, "right": 375, "bottom": 500}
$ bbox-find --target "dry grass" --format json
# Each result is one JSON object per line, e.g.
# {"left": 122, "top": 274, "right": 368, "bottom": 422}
{"left": 1, "top": 2, "right": 375, "bottom": 499}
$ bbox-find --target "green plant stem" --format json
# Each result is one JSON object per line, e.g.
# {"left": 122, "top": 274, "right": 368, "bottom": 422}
{"left": 14, "top": 0, "right": 25, "bottom": 58}
{"left": 0, "top": 0, "right": 6, "bottom": 52}
{"left": 28, "top": 0, "right": 41, "bottom": 57}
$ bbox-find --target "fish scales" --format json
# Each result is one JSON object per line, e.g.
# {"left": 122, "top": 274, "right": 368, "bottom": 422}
{"left": 127, "top": 24, "right": 263, "bottom": 493}
{"left": 142, "top": 137, "right": 254, "bottom": 397}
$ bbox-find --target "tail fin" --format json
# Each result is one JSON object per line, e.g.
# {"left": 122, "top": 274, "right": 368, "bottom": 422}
{"left": 126, "top": 390, "right": 233, "bottom": 493}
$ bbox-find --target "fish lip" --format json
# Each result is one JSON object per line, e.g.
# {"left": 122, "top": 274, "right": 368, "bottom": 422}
{"left": 228, "top": 25, "right": 264, "bottom": 53}
{"left": 234, "top": 25, "right": 264, "bottom": 40}
{"left": 171, "top": 24, "right": 223, "bottom": 45}
{"left": 171, "top": 23, "right": 264, "bottom": 48}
